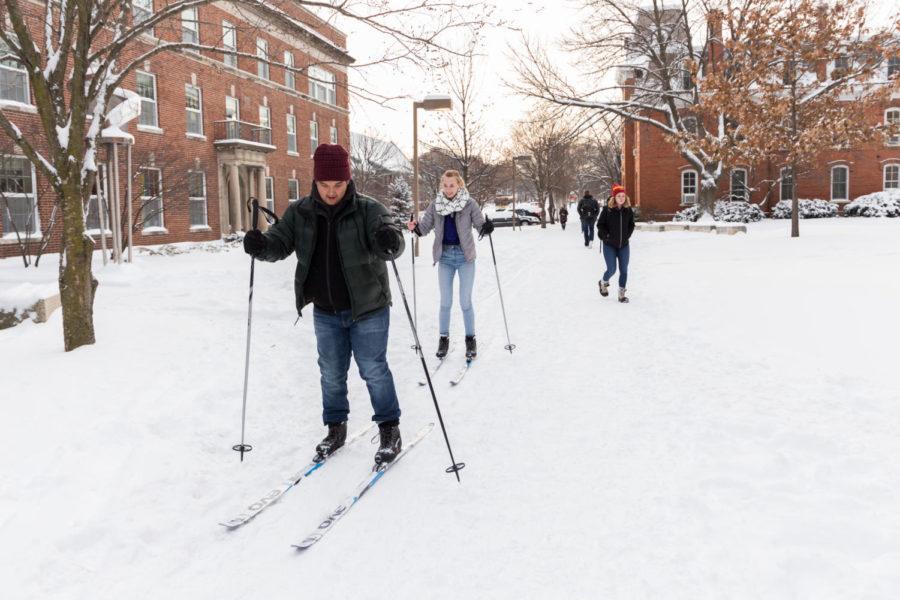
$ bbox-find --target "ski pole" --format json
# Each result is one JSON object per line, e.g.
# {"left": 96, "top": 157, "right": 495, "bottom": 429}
{"left": 233, "top": 198, "right": 279, "bottom": 462}
{"left": 409, "top": 213, "right": 419, "bottom": 352}
{"left": 387, "top": 250, "right": 465, "bottom": 482}
{"left": 487, "top": 232, "right": 516, "bottom": 354}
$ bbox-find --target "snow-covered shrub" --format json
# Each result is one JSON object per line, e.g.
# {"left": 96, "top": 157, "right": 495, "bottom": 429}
{"left": 844, "top": 191, "right": 900, "bottom": 218}
{"left": 674, "top": 202, "right": 762, "bottom": 223}
{"left": 673, "top": 205, "right": 701, "bottom": 222}
{"left": 714, "top": 201, "right": 765, "bottom": 223}
{"left": 772, "top": 199, "right": 838, "bottom": 219}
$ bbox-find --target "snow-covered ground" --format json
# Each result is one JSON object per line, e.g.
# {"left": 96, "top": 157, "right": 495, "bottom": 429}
{"left": 2, "top": 219, "right": 899, "bottom": 599}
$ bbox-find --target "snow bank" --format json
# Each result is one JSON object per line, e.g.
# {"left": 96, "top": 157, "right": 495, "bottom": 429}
{"left": 0, "top": 281, "right": 56, "bottom": 312}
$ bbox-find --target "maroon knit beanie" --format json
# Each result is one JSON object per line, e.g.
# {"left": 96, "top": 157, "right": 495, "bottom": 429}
{"left": 313, "top": 144, "right": 351, "bottom": 182}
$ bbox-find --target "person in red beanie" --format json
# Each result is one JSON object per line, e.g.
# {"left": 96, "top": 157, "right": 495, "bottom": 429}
{"left": 242, "top": 143, "right": 407, "bottom": 466}
{"left": 597, "top": 184, "right": 635, "bottom": 303}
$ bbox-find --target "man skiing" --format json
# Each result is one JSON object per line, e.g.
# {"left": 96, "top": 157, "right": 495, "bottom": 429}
{"left": 577, "top": 190, "right": 600, "bottom": 248}
{"left": 242, "top": 144, "right": 407, "bottom": 466}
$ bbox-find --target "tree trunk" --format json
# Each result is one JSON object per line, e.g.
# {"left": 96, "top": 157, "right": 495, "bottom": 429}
{"left": 790, "top": 161, "right": 800, "bottom": 238}
{"left": 548, "top": 191, "right": 556, "bottom": 225}
{"left": 698, "top": 182, "right": 717, "bottom": 219}
{"left": 58, "top": 185, "right": 97, "bottom": 351}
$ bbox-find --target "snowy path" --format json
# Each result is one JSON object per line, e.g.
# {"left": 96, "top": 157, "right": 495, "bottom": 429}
{"left": 2, "top": 220, "right": 899, "bottom": 599}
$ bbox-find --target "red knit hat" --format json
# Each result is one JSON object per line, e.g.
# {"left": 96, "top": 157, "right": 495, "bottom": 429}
{"left": 611, "top": 184, "right": 627, "bottom": 197}
{"left": 313, "top": 144, "right": 351, "bottom": 182}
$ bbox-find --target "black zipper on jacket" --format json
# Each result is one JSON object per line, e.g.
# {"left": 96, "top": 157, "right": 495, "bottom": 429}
{"left": 325, "top": 214, "right": 335, "bottom": 310}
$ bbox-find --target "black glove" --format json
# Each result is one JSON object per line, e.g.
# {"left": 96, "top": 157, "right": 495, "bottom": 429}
{"left": 374, "top": 225, "right": 401, "bottom": 255}
{"left": 243, "top": 229, "right": 267, "bottom": 257}
{"left": 479, "top": 218, "right": 495, "bottom": 238}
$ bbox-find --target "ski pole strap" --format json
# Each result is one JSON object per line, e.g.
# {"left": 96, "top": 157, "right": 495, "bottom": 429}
{"left": 247, "top": 197, "right": 280, "bottom": 227}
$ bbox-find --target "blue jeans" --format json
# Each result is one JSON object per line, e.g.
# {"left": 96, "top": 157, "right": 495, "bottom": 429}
{"left": 438, "top": 245, "right": 475, "bottom": 337}
{"left": 313, "top": 306, "right": 400, "bottom": 424}
{"left": 602, "top": 244, "right": 630, "bottom": 288}
{"left": 581, "top": 220, "right": 595, "bottom": 245}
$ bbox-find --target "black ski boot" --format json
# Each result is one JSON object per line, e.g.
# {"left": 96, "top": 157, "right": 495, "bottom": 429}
{"left": 314, "top": 421, "right": 347, "bottom": 462}
{"left": 465, "top": 335, "right": 477, "bottom": 360}
{"left": 374, "top": 420, "right": 402, "bottom": 466}
{"left": 436, "top": 335, "right": 450, "bottom": 359}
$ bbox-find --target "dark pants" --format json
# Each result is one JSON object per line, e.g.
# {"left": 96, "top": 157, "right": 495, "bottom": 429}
{"left": 313, "top": 306, "right": 401, "bottom": 424}
{"left": 561, "top": 221, "right": 567, "bottom": 230}
{"left": 581, "top": 220, "right": 595, "bottom": 245}
{"left": 602, "top": 244, "right": 630, "bottom": 288}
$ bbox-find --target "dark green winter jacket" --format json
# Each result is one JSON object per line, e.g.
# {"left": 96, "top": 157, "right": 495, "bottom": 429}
{"left": 256, "top": 181, "right": 405, "bottom": 320}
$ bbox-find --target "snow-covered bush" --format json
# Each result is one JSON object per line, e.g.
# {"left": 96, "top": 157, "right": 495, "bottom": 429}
{"left": 714, "top": 201, "right": 765, "bottom": 223}
{"left": 673, "top": 205, "right": 701, "bottom": 222}
{"left": 844, "top": 191, "right": 900, "bottom": 218}
{"left": 772, "top": 199, "right": 838, "bottom": 219}
{"left": 674, "top": 202, "right": 763, "bottom": 223}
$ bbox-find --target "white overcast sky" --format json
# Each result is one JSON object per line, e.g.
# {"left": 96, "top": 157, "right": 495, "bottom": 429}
{"left": 336, "top": 0, "right": 897, "bottom": 156}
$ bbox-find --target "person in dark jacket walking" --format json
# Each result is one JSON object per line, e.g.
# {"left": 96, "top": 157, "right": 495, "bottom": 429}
{"left": 577, "top": 191, "right": 600, "bottom": 248}
{"left": 559, "top": 206, "right": 568, "bottom": 230}
{"left": 408, "top": 170, "right": 493, "bottom": 361}
{"left": 597, "top": 184, "right": 636, "bottom": 303}
{"left": 242, "top": 144, "right": 407, "bottom": 466}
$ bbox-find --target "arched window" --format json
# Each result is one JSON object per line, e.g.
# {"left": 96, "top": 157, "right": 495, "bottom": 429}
{"left": 831, "top": 165, "right": 849, "bottom": 202}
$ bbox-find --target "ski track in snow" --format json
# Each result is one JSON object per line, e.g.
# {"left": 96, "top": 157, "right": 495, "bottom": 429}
{"left": 1, "top": 220, "right": 899, "bottom": 599}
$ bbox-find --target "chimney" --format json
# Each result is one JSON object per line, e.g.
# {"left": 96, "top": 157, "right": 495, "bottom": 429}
{"left": 706, "top": 9, "right": 725, "bottom": 68}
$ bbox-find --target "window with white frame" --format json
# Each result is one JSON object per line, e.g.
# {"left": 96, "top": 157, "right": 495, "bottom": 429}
{"left": 258, "top": 105, "right": 271, "bottom": 145}
{"left": 831, "top": 165, "right": 849, "bottom": 201}
{"left": 680, "top": 68, "right": 692, "bottom": 90}
{"left": 884, "top": 164, "right": 900, "bottom": 190}
{"left": 284, "top": 51, "right": 295, "bottom": 90}
{"left": 330, "top": 125, "right": 338, "bottom": 144}
{"left": 0, "top": 156, "right": 39, "bottom": 236}
{"left": 885, "top": 108, "right": 900, "bottom": 146}
{"left": 780, "top": 167, "right": 794, "bottom": 201}
{"left": 0, "top": 38, "right": 30, "bottom": 104}
{"left": 682, "top": 117, "right": 698, "bottom": 135}
{"left": 222, "top": 21, "right": 237, "bottom": 68}
{"left": 181, "top": 7, "right": 199, "bottom": 46}
{"left": 730, "top": 168, "right": 748, "bottom": 201}
{"left": 889, "top": 57, "right": 900, "bottom": 80}
{"left": 288, "top": 178, "right": 299, "bottom": 202}
{"left": 140, "top": 167, "right": 164, "bottom": 229}
{"left": 188, "top": 170, "right": 207, "bottom": 227}
{"left": 265, "top": 176, "right": 274, "bottom": 212}
{"left": 310, "top": 120, "right": 319, "bottom": 154}
{"left": 136, "top": 72, "right": 158, "bottom": 127}
{"left": 257, "top": 38, "right": 269, "bottom": 80}
{"left": 286, "top": 114, "right": 297, "bottom": 154}
{"left": 681, "top": 170, "right": 697, "bottom": 204}
{"left": 308, "top": 66, "right": 336, "bottom": 105}
{"left": 133, "top": 0, "right": 153, "bottom": 26}
{"left": 185, "top": 84, "right": 203, "bottom": 136}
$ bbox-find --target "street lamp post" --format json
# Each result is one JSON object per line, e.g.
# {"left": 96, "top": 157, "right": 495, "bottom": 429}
{"left": 412, "top": 95, "right": 453, "bottom": 256}
{"left": 511, "top": 155, "right": 530, "bottom": 232}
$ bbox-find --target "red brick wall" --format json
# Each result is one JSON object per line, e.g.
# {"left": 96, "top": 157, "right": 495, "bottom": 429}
{"left": 0, "top": 2, "right": 351, "bottom": 258}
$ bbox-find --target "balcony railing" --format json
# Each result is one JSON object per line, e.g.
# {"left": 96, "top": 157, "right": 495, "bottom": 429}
{"left": 213, "top": 120, "right": 275, "bottom": 151}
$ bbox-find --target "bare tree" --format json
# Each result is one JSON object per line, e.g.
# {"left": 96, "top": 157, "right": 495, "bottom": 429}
{"left": 350, "top": 130, "right": 406, "bottom": 200}
{"left": 427, "top": 38, "right": 502, "bottom": 203}
{"left": 510, "top": 106, "right": 580, "bottom": 228}
{"left": 0, "top": 0, "right": 488, "bottom": 351}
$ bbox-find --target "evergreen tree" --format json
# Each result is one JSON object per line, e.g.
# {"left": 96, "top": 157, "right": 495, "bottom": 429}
{"left": 388, "top": 177, "right": 413, "bottom": 220}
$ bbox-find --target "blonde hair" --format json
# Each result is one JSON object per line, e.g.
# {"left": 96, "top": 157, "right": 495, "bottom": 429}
{"left": 441, "top": 170, "right": 466, "bottom": 188}
{"left": 608, "top": 194, "right": 632, "bottom": 209}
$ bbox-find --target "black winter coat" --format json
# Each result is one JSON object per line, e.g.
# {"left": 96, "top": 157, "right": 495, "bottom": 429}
{"left": 559, "top": 208, "right": 568, "bottom": 224}
{"left": 577, "top": 195, "right": 600, "bottom": 222}
{"left": 597, "top": 203, "right": 636, "bottom": 249}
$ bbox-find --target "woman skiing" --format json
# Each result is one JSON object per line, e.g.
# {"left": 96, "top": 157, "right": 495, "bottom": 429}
{"left": 597, "top": 184, "right": 636, "bottom": 303}
{"left": 408, "top": 170, "right": 494, "bottom": 360}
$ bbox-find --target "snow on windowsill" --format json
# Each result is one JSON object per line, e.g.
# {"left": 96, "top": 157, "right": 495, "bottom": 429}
{"left": 85, "top": 229, "right": 113, "bottom": 236}
{"left": 189, "top": 226, "right": 211, "bottom": 232}
{"left": 136, "top": 125, "right": 164, "bottom": 135}
{"left": 1, "top": 233, "right": 42, "bottom": 244}
{"left": 287, "top": 151, "right": 300, "bottom": 157}
{"left": 186, "top": 133, "right": 207, "bottom": 141}
{"left": 141, "top": 227, "right": 169, "bottom": 235}
{"left": 0, "top": 100, "right": 38, "bottom": 114}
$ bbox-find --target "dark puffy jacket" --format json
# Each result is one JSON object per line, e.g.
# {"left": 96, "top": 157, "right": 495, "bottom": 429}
{"left": 255, "top": 181, "right": 405, "bottom": 320}
{"left": 597, "top": 203, "right": 636, "bottom": 249}
{"left": 559, "top": 208, "right": 568, "bottom": 224}
{"left": 577, "top": 195, "right": 600, "bottom": 222}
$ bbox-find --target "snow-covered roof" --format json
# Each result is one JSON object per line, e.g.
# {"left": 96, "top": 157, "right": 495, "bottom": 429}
{"left": 350, "top": 132, "right": 412, "bottom": 174}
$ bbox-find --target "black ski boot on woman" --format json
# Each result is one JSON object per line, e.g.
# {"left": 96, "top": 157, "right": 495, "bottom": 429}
{"left": 375, "top": 420, "right": 402, "bottom": 466}
{"left": 465, "top": 335, "right": 477, "bottom": 360}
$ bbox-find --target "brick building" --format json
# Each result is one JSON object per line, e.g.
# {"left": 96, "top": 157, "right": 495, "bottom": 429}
{"left": 619, "top": 15, "right": 900, "bottom": 219}
{"left": 0, "top": 2, "right": 351, "bottom": 258}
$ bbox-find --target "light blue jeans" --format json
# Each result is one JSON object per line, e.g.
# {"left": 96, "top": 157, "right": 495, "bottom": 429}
{"left": 438, "top": 245, "right": 475, "bottom": 337}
